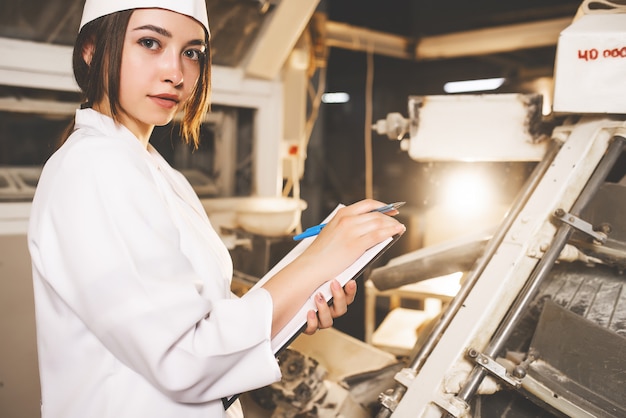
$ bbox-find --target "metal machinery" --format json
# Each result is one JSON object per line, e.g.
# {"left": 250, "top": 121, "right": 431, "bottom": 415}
{"left": 366, "top": 2, "right": 626, "bottom": 417}
{"left": 2, "top": 1, "right": 625, "bottom": 417}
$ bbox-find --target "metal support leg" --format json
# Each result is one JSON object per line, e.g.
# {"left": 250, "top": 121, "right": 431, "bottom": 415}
{"left": 454, "top": 135, "right": 626, "bottom": 410}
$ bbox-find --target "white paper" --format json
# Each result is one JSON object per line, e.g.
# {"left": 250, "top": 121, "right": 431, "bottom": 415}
{"left": 244, "top": 204, "right": 395, "bottom": 354}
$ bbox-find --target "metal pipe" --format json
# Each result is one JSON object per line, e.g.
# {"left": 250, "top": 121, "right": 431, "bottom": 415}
{"left": 368, "top": 233, "right": 491, "bottom": 291}
{"left": 375, "top": 138, "right": 562, "bottom": 418}
{"left": 455, "top": 135, "right": 626, "bottom": 408}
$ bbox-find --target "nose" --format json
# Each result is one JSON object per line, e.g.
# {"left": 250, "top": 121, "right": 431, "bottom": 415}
{"left": 161, "top": 50, "right": 183, "bottom": 86}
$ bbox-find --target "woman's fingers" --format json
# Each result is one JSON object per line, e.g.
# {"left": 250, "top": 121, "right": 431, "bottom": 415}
{"left": 315, "top": 291, "right": 334, "bottom": 328}
{"left": 303, "top": 310, "right": 319, "bottom": 335}
{"left": 335, "top": 199, "right": 388, "bottom": 217}
{"left": 303, "top": 292, "right": 333, "bottom": 335}
{"left": 342, "top": 280, "right": 357, "bottom": 306}
{"left": 327, "top": 200, "right": 405, "bottom": 242}
{"left": 302, "top": 279, "right": 358, "bottom": 335}
{"left": 329, "top": 279, "right": 357, "bottom": 317}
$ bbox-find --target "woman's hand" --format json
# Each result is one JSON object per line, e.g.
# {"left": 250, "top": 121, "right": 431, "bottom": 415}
{"left": 298, "top": 199, "right": 405, "bottom": 282}
{"left": 263, "top": 199, "right": 405, "bottom": 337}
{"left": 302, "top": 279, "right": 357, "bottom": 335}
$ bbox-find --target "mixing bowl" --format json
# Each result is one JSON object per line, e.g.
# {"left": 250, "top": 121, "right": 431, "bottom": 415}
{"left": 235, "top": 196, "right": 307, "bottom": 236}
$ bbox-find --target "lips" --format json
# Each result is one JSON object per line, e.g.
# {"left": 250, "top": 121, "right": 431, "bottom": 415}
{"left": 149, "top": 94, "right": 180, "bottom": 109}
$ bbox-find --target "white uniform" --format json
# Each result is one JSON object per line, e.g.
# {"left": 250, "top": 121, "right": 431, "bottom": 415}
{"left": 28, "top": 108, "right": 281, "bottom": 418}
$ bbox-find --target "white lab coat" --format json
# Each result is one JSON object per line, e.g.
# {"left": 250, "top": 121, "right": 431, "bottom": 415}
{"left": 28, "top": 108, "right": 281, "bottom": 418}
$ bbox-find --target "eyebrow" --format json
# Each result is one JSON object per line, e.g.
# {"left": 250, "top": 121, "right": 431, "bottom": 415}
{"left": 133, "top": 24, "right": 206, "bottom": 47}
{"left": 134, "top": 24, "right": 171, "bottom": 37}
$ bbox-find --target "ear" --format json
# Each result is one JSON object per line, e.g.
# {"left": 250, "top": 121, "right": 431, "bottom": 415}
{"left": 82, "top": 41, "right": 95, "bottom": 66}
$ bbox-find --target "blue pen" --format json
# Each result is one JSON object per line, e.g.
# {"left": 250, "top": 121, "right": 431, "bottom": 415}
{"left": 293, "top": 201, "right": 406, "bottom": 241}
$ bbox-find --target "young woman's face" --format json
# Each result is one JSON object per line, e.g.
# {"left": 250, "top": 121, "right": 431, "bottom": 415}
{"left": 117, "top": 8, "right": 206, "bottom": 141}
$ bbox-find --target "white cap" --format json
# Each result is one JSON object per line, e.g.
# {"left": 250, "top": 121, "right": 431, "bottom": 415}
{"left": 79, "top": 0, "right": 210, "bottom": 35}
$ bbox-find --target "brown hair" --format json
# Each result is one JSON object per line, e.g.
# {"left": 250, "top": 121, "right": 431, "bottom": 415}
{"left": 63, "top": 9, "right": 211, "bottom": 148}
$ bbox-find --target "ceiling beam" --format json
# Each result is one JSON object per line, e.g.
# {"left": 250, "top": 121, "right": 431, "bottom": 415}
{"left": 0, "top": 97, "right": 77, "bottom": 116}
{"left": 0, "top": 38, "right": 77, "bottom": 91}
{"left": 325, "top": 16, "right": 573, "bottom": 61}
{"left": 243, "top": 0, "right": 320, "bottom": 80}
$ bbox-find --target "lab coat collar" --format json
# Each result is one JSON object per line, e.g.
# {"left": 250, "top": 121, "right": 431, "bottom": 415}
{"left": 75, "top": 108, "right": 145, "bottom": 152}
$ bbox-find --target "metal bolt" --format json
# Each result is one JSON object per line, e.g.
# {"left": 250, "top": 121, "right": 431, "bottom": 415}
{"left": 512, "top": 366, "right": 527, "bottom": 379}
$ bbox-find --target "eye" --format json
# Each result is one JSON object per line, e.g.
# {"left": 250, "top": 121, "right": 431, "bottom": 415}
{"left": 183, "top": 48, "right": 204, "bottom": 61}
{"left": 139, "top": 38, "right": 160, "bottom": 50}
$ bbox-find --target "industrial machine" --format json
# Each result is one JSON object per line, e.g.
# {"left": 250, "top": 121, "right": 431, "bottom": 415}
{"left": 365, "top": 1, "right": 626, "bottom": 417}
{"left": 2, "top": 1, "right": 625, "bottom": 417}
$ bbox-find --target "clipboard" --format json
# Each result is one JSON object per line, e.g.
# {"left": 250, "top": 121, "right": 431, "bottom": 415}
{"left": 222, "top": 204, "right": 402, "bottom": 409}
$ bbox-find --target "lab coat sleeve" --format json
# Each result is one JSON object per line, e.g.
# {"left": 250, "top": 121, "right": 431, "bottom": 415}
{"left": 31, "top": 138, "right": 281, "bottom": 402}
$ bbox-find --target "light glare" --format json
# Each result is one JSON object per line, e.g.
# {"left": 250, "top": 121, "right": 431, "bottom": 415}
{"left": 322, "top": 92, "right": 350, "bottom": 104}
{"left": 440, "top": 172, "right": 491, "bottom": 215}
{"left": 444, "top": 77, "right": 505, "bottom": 94}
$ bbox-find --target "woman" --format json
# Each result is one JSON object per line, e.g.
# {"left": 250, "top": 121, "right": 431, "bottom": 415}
{"left": 27, "top": 1, "right": 405, "bottom": 417}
